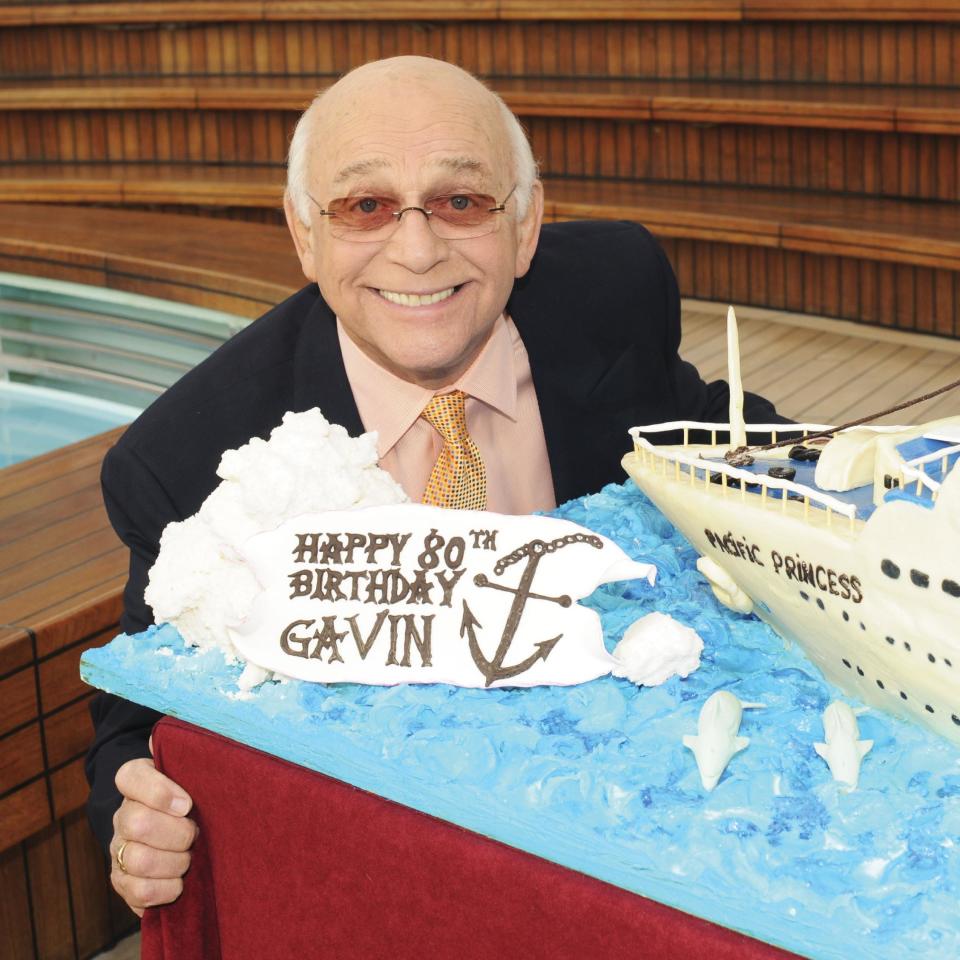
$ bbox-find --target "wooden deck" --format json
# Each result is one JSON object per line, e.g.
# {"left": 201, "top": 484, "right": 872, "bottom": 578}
{"left": 681, "top": 300, "right": 960, "bottom": 425}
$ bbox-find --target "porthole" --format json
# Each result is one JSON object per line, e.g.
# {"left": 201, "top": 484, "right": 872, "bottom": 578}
{"left": 856, "top": 666, "right": 865, "bottom": 677}
{"left": 816, "top": 598, "right": 825, "bottom": 610}
{"left": 885, "top": 636, "right": 895, "bottom": 645}
{"left": 911, "top": 570, "right": 930, "bottom": 588}
{"left": 904, "top": 641, "right": 912, "bottom": 652}
{"left": 925, "top": 704, "right": 935, "bottom": 714}
{"left": 952, "top": 715, "right": 960, "bottom": 726}
{"left": 876, "top": 679, "right": 885, "bottom": 689}
{"left": 943, "top": 579, "right": 960, "bottom": 598}
{"left": 900, "top": 691, "right": 908, "bottom": 700}
{"left": 881, "top": 559, "right": 900, "bottom": 579}
{"left": 928, "top": 653, "right": 936, "bottom": 664}
{"left": 800, "top": 591, "right": 809, "bottom": 601}
{"left": 842, "top": 611, "right": 849, "bottom": 622}
{"left": 842, "top": 658, "right": 852, "bottom": 669}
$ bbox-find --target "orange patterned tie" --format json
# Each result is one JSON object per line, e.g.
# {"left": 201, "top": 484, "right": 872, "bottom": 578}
{"left": 420, "top": 390, "right": 487, "bottom": 510}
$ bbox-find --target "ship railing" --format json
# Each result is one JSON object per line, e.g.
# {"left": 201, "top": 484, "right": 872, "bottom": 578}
{"left": 900, "top": 442, "right": 960, "bottom": 499}
{"left": 628, "top": 430, "right": 859, "bottom": 530}
{"left": 629, "top": 420, "right": 835, "bottom": 448}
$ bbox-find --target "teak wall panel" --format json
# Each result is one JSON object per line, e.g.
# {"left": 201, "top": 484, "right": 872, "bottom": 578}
{"left": 0, "top": 666, "right": 37, "bottom": 736}
{"left": 1, "top": 809, "right": 135, "bottom": 960}
{"left": 8, "top": 110, "right": 960, "bottom": 203}
{"left": 2, "top": 21, "right": 959, "bottom": 85}
{"left": 0, "top": 842, "right": 35, "bottom": 960}
{"left": 0, "top": 779, "right": 49, "bottom": 850}
{"left": 24, "top": 821, "right": 81, "bottom": 960}
{"left": 657, "top": 238, "right": 960, "bottom": 338}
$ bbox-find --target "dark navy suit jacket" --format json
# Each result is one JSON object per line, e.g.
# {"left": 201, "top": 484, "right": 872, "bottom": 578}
{"left": 86, "top": 220, "right": 782, "bottom": 850}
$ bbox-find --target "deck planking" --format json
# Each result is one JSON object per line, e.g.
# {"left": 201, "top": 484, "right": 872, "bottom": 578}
{"left": 681, "top": 300, "right": 960, "bottom": 425}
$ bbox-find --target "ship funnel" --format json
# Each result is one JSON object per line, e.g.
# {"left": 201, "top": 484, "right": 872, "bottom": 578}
{"left": 727, "top": 305, "right": 747, "bottom": 448}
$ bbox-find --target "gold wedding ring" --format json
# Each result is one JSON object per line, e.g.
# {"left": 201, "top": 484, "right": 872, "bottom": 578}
{"left": 116, "top": 839, "right": 130, "bottom": 874}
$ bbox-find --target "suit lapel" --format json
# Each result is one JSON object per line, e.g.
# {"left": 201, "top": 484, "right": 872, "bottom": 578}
{"left": 292, "top": 293, "right": 365, "bottom": 437}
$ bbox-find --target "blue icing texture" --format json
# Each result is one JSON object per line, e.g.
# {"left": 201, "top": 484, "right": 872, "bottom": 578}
{"left": 81, "top": 481, "right": 960, "bottom": 960}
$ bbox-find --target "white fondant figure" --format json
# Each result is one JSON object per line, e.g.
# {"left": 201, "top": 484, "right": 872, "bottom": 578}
{"left": 695, "top": 556, "right": 754, "bottom": 615}
{"left": 684, "top": 690, "right": 764, "bottom": 791}
{"left": 611, "top": 612, "right": 703, "bottom": 686}
{"left": 814, "top": 701, "right": 873, "bottom": 790}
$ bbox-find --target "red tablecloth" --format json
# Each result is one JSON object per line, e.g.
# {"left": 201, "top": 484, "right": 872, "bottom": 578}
{"left": 143, "top": 717, "right": 803, "bottom": 960}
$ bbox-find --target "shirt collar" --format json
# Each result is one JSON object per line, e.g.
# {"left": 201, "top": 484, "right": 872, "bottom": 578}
{"left": 337, "top": 314, "right": 518, "bottom": 459}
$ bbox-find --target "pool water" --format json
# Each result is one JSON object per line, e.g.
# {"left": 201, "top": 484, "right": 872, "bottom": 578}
{"left": 0, "top": 380, "right": 141, "bottom": 468}
{"left": 1, "top": 270, "right": 247, "bottom": 467}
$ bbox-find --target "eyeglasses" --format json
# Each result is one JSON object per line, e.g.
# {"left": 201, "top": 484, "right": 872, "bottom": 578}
{"left": 307, "top": 185, "right": 517, "bottom": 242}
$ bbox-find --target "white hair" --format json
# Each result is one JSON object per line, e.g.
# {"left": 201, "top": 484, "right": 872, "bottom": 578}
{"left": 285, "top": 74, "right": 539, "bottom": 225}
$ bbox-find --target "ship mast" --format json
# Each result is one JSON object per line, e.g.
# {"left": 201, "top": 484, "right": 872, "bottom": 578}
{"left": 727, "top": 305, "right": 747, "bottom": 449}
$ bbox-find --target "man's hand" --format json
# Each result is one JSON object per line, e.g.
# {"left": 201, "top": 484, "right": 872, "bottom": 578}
{"left": 109, "top": 754, "right": 197, "bottom": 916}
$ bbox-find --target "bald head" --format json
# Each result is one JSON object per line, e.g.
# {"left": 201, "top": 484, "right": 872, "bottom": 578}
{"left": 286, "top": 56, "right": 538, "bottom": 223}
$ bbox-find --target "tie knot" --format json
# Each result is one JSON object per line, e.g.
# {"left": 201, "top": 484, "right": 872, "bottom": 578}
{"left": 420, "top": 390, "right": 470, "bottom": 446}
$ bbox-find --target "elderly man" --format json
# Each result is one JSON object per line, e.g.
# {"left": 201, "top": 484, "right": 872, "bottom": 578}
{"left": 87, "top": 55, "right": 780, "bottom": 915}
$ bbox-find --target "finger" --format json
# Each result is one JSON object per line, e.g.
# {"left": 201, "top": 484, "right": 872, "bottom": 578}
{"left": 111, "top": 869, "right": 184, "bottom": 913}
{"left": 112, "top": 840, "right": 191, "bottom": 880}
{"left": 116, "top": 757, "right": 192, "bottom": 816}
{"left": 116, "top": 800, "right": 198, "bottom": 853}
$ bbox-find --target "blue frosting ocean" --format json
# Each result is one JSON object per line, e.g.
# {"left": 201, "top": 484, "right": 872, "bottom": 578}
{"left": 81, "top": 482, "right": 960, "bottom": 959}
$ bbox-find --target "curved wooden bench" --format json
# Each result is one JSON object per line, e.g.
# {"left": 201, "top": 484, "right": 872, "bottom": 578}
{"left": 3, "top": 14, "right": 957, "bottom": 91}
{"left": 1, "top": 0, "right": 957, "bottom": 25}
{"left": 0, "top": 201, "right": 302, "bottom": 317}
{"left": 0, "top": 171, "right": 960, "bottom": 324}
{"left": 3, "top": 76, "right": 960, "bottom": 134}
{"left": 1, "top": 185, "right": 957, "bottom": 336}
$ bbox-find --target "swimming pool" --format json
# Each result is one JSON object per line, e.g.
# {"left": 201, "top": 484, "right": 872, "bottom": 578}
{"left": 0, "top": 380, "right": 141, "bottom": 468}
{"left": 1, "top": 271, "right": 247, "bottom": 466}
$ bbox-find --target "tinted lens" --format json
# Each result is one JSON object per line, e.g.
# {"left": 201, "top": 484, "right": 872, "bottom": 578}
{"left": 326, "top": 196, "right": 397, "bottom": 230}
{"left": 428, "top": 194, "right": 498, "bottom": 227}
{"left": 322, "top": 193, "right": 505, "bottom": 242}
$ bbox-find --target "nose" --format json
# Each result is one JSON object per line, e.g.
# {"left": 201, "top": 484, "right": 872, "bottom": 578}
{"left": 381, "top": 207, "right": 450, "bottom": 273}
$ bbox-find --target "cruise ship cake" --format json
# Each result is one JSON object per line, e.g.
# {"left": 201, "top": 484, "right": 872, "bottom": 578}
{"left": 623, "top": 308, "right": 960, "bottom": 746}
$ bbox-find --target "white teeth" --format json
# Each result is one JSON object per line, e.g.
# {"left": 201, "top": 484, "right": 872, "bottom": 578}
{"left": 378, "top": 287, "right": 456, "bottom": 306}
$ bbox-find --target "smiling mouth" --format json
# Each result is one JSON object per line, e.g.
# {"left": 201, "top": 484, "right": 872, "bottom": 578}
{"left": 377, "top": 285, "right": 462, "bottom": 307}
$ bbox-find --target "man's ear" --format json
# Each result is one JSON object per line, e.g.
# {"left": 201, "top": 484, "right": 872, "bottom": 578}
{"left": 514, "top": 179, "right": 544, "bottom": 279}
{"left": 283, "top": 192, "right": 317, "bottom": 283}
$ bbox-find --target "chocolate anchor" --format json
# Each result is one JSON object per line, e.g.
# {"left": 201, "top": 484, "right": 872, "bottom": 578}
{"left": 460, "top": 533, "right": 603, "bottom": 686}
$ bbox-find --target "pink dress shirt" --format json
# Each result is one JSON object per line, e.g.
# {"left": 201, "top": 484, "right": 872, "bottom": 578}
{"left": 337, "top": 315, "right": 557, "bottom": 515}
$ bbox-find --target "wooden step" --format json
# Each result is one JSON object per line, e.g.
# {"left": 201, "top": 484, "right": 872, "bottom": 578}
{"left": 1, "top": 191, "right": 957, "bottom": 336}
{"left": 2, "top": 17, "right": 958, "bottom": 88}
{"left": 3, "top": 167, "right": 958, "bottom": 269}
{"left": 1, "top": 1, "right": 957, "bottom": 26}
{"left": 4, "top": 76, "right": 960, "bottom": 135}
{"left": 0, "top": 199, "right": 303, "bottom": 316}
{"left": 4, "top": 79, "right": 959, "bottom": 203}
{"left": 544, "top": 179, "right": 960, "bottom": 273}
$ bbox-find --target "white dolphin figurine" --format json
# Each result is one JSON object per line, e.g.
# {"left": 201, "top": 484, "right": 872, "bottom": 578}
{"left": 683, "top": 690, "right": 764, "bottom": 791}
{"left": 814, "top": 701, "right": 873, "bottom": 790}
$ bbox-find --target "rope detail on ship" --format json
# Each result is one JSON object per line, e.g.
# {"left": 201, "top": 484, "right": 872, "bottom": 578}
{"left": 725, "top": 375, "right": 960, "bottom": 467}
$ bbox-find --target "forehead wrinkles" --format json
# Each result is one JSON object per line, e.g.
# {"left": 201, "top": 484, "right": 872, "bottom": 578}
{"left": 314, "top": 98, "right": 510, "bottom": 191}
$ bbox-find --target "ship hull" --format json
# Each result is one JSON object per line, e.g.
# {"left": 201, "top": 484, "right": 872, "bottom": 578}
{"left": 622, "top": 448, "right": 960, "bottom": 746}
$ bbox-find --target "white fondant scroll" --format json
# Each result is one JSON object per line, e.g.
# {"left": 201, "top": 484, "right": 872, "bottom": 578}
{"left": 229, "top": 504, "right": 656, "bottom": 688}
